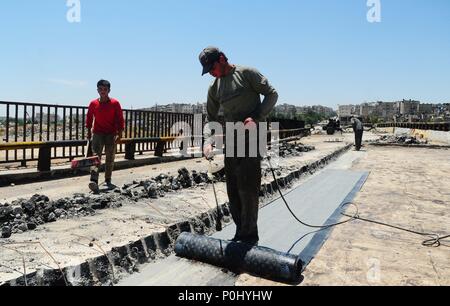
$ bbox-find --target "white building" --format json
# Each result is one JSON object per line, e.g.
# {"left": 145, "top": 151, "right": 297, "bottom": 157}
{"left": 338, "top": 105, "right": 354, "bottom": 117}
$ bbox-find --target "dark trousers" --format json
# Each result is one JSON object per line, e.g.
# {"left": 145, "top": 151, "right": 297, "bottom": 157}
{"left": 355, "top": 130, "right": 364, "bottom": 151}
{"left": 224, "top": 157, "right": 261, "bottom": 242}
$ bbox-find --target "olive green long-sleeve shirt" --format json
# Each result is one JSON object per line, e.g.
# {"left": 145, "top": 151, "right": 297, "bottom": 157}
{"left": 204, "top": 65, "right": 278, "bottom": 146}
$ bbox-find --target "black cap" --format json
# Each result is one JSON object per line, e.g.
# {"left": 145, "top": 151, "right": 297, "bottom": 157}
{"left": 199, "top": 46, "right": 221, "bottom": 76}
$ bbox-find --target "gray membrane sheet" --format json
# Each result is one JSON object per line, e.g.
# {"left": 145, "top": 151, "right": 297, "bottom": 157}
{"left": 119, "top": 169, "right": 369, "bottom": 286}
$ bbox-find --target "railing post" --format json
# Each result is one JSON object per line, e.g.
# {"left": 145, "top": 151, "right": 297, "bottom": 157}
{"left": 155, "top": 141, "right": 164, "bottom": 157}
{"left": 125, "top": 142, "right": 135, "bottom": 160}
{"left": 38, "top": 146, "right": 51, "bottom": 172}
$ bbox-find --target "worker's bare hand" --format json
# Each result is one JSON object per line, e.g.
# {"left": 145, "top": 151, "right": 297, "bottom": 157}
{"left": 87, "top": 130, "right": 92, "bottom": 140}
{"left": 244, "top": 117, "right": 257, "bottom": 129}
{"left": 203, "top": 144, "right": 214, "bottom": 160}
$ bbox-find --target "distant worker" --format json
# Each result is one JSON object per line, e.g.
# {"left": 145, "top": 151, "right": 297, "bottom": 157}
{"left": 200, "top": 46, "right": 278, "bottom": 246}
{"left": 336, "top": 119, "right": 343, "bottom": 135}
{"left": 351, "top": 116, "right": 364, "bottom": 151}
{"left": 86, "top": 80, "right": 125, "bottom": 193}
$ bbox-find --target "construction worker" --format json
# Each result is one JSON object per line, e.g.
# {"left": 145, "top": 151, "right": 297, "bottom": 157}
{"left": 200, "top": 47, "right": 278, "bottom": 246}
{"left": 336, "top": 119, "right": 343, "bottom": 135}
{"left": 351, "top": 116, "right": 364, "bottom": 151}
{"left": 86, "top": 80, "right": 125, "bottom": 193}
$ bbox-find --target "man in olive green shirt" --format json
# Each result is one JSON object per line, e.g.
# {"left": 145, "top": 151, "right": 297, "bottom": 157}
{"left": 200, "top": 46, "right": 278, "bottom": 246}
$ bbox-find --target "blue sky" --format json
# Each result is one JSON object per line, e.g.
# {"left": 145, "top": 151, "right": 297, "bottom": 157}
{"left": 0, "top": 0, "right": 449, "bottom": 110}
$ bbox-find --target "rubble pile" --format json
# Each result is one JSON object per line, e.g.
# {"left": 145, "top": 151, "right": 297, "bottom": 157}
{"left": 118, "top": 167, "right": 215, "bottom": 201}
{"left": 0, "top": 168, "right": 218, "bottom": 239}
{"left": 1, "top": 142, "right": 316, "bottom": 239}
{"left": 278, "top": 143, "right": 315, "bottom": 158}
{"left": 374, "top": 135, "right": 428, "bottom": 145}
{"left": 0, "top": 194, "right": 123, "bottom": 238}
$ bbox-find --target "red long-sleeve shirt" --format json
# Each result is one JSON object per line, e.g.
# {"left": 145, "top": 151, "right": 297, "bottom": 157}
{"left": 86, "top": 98, "right": 125, "bottom": 135}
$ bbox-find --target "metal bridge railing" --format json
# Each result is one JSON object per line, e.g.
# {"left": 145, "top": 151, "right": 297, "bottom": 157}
{"left": 376, "top": 122, "right": 450, "bottom": 131}
{"left": 1, "top": 101, "right": 309, "bottom": 170}
{"left": 0, "top": 101, "right": 205, "bottom": 166}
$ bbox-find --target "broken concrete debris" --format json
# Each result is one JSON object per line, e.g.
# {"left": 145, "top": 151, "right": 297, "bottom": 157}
{"left": 278, "top": 143, "right": 315, "bottom": 158}
{"left": 0, "top": 167, "right": 221, "bottom": 239}
{"left": 374, "top": 135, "right": 428, "bottom": 145}
{"left": 0, "top": 143, "right": 318, "bottom": 240}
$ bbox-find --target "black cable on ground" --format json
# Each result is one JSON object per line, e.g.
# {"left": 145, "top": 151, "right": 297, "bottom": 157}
{"left": 266, "top": 157, "right": 359, "bottom": 229}
{"left": 266, "top": 156, "right": 450, "bottom": 248}
{"left": 341, "top": 213, "right": 450, "bottom": 248}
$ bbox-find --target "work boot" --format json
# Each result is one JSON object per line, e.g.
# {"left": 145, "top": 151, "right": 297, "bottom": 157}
{"left": 105, "top": 179, "right": 116, "bottom": 190}
{"left": 241, "top": 236, "right": 259, "bottom": 246}
{"left": 230, "top": 235, "right": 242, "bottom": 243}
{"left": 89, "top": 181, "right": 99, "bottom": 194}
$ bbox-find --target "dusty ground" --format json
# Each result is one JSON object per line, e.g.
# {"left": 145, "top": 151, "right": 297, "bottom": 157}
{"left": 0, "top": 133, "right": 360, "bottom": 284}
{"left": 236, "top": 145, "right": 450, "bottom": 286}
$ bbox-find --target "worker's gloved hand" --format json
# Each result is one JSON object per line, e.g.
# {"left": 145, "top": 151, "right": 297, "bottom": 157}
{"left": 203, "top": 144, "right": 214, "bottom": 161}
{"left": 244, "top": 117, "right": 257, "bottom": 129}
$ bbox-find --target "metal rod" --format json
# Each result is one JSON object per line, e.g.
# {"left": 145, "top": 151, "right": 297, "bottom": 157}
{"left": 75, "top": 108, "right": 80, "bottom": 157}
{"left": 47, "top": 106, "right": 50, "bottom": 142}
{"left": 39, "top": 106, "right": 43, "bottom": 142}
{"left": 150, "top": 112, "right": 155, "bottom": 150}
{"left": 14, "top": 104, "right": 18, "bottom": 160}
{"left": 124, "top": 110, "right": 128, "bottom": 139}
{"left": 134, "top": 110, "right": 138, "bottom": 139}
{"left": 62, "top": 107, "right": 66, "bottom": 158}
{"left": 31, "top": 105, "right": 35, "bottom": 160}
{"left": 69, "top": 107, "right": 73, "bottom": 158}
{"left": 129, "top": 111, "right": 133, "bottom": 139}
{"left": 82, "top": 108, "right": 86, "bottom": 157}
{"left": 146, "top": 111, "right": 150, "bottom": 151}
{"left": 5, "top": 103, "right": 9, "bottom": 161}
{"left": 54, "top": 107, "right": 58, "bottom": 157}
{"left": 139, "top": 111, "right": 143, "bottom": 152}
{"left": 23, "top": 105, "right": 27, "bottom": 161}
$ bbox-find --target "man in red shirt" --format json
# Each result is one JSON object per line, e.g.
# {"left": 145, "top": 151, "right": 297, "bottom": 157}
{"left": 86, "top": 80, "right": 125, "bottom": 192}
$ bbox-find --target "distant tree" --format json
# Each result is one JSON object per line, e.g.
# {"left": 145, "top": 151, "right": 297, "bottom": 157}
{"left": 292, "top": 110, "right": 327, "bottom": 126}
{"left": 369, "top": 116, "right": 381, "bottom": 125}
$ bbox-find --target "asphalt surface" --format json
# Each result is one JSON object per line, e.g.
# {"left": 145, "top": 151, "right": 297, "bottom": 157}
{"left": 118, "top": 151, "right": 369, "bottom": 286}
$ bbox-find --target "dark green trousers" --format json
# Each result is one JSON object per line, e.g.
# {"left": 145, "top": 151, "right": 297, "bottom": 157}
{"left": 355, "top": 130, "right": 364, "bottom": 151}
{"left": 224, "top": 157, "right": 261, "bottom": 242}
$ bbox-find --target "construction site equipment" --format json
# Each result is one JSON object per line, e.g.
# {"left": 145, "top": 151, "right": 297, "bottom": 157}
{"left": 174, "top": 232, "right": 303, "bottom": 284}
{"left": 323, "top": 118, "right": 342, "bottom": 135}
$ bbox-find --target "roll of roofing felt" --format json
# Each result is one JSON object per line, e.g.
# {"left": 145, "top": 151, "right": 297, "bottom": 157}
{"left": 175, "top": 232, "right": 303, "bottom": 284}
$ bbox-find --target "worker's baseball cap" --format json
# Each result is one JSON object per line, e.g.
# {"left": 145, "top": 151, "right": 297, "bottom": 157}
{"left": 199, "top": 46, "right": 221, "bottom": 76}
